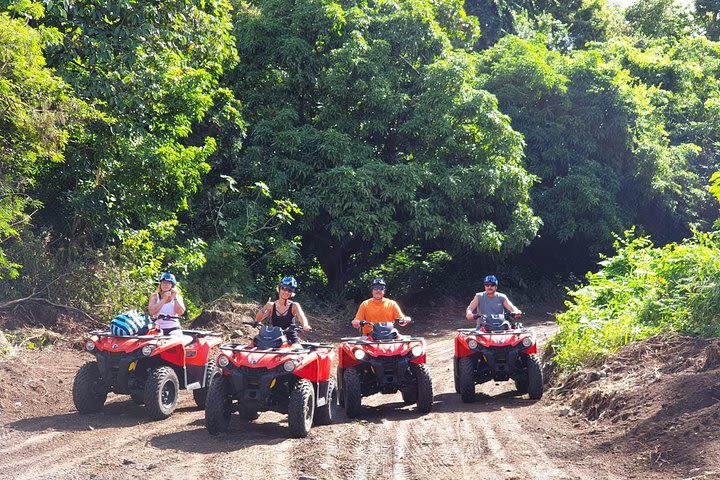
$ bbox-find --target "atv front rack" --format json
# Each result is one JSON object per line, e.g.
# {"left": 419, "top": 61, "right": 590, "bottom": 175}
{"left": 88, "top": 329, "right": 223, "bottom": 339}
{"left": 339, "top": 336, "right": 425, "bottom": 344}
{"left": 456, "top": 328, "right": 530, "bottom": 335}
{"left": 221, "top": 342, "right": 332, "bottom": 354}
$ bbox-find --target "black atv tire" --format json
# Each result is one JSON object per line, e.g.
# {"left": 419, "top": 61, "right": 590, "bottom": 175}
{"left": 458, "top": 356, "right": 476, "bottom": 403}
{"left": 192, "top": 360, "right": 216, "bottom": 409}
{"left": 514, "top": 374, "right": 529, "bottom": 394}
{"left": 73, "top": 361, "right": 108, "bottom": 413}
{"left": 400, "top": 386, "right": 418, "bottom": 405}
{"left": 414, "top": 363, "right": 433, "bottom": 413}
{"left": 130, "top": 390, "right": 145, "bottom": 405}
{"left": 288, "top": 379, "right": 315, "bottom": 438}
{"left": 144, "top": 366, "right": 179, "bottom": 421}
{"left": 336, "top": 367, "right": 345, "bottom": 407}
{"left": 205, "top": 374, "right": 232, "bottom": 434}
{"left": 343, "top": 368, "right": 362, "bottom": 418}
{"left": 314, "top": 377, "right": 337, "bottom": 426}
{"left": 526, "top": 354, "right": 544, "bottom": 400}
{"left": 453, "top": 357, "right": 461, "bottom": 394}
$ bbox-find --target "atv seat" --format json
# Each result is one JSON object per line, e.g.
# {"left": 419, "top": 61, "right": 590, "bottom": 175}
{"left": 253, "top": 325, "right": 287, "bottom": 349}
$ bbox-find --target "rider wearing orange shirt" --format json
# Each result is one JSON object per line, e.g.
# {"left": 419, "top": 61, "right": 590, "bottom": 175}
{"left": 351, "top": 278, "right": 411, "bottom": 335}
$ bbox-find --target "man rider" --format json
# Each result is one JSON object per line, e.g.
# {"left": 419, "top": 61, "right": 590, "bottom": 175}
{"left": 352, "top": 278, "right": 411, "bottom": 335}
{"left": 465, "top": 275, "right": 521, "bottom": 330}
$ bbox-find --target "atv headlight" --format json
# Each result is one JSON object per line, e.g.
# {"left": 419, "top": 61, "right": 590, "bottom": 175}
{"left": 283, "top": 360, "right": 296, "bottom": 372}
{"left": 85, "top": 340, "right": 95, "bottom": 352}
{"left": 522, "top": 337, "right": 533, "bottom": 348}
{"left": 141, "top": 345, "right": 156, "bottom": 356}
{"left": 218, "top": 355, "right": 230, "bottom": 368}
{"left": 410, "top": 345, "right": 424, "bottom": 357}
{"left": 467, "top": 339, "right": 478, "bottom": 350}
{"left": 353, "top": 349, "right": 366, "bottom": 361}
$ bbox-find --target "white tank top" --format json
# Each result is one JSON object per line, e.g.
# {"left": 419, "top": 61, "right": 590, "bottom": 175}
{"left": 156, "top": 293, "right": 182, "bottom": 329}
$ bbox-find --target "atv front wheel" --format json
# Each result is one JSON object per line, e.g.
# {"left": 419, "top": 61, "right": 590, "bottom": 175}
{"left": 343, "top": 368, "right": 362, "bottom": 418}
{"left": 400, "top": 386, "right": 418, "bottom": 405}
{"left": 414, "top": 364, "right": 433, "bottom": 413}
{"left": 205, "top": 374, "right": 233, "bottom": 434}
{"left": 314, "top": 377, "right": 337, "bottom": 426}
{"left": 526, "top": 354, "right": 544, "bottom": 400}
{"left": 288, "top": 379, "right": 315, "bottom": 438}
{"left": 192, "top": 359, "right": 217, "bottom": 409}
{"left": 144, "top": 366, "right": 179, "bottom": 420}
{"left": 73, "top": 361, "right": 108, "bottom": 413}
{"left": 458, "top": 356, "right": 476, "bottom": 403}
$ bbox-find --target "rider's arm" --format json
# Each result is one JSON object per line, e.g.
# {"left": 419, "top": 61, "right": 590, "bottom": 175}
{"left": 256, "top": 300, "right": 273, "bottom": 322}
{"left": 351, "top": 303, "right": 366, "bottom": 328}
{"left": 465, "top": 296, "right": 478, "bottom": 321}
{"left": 148, "top": 293, "right": 163, "bottom": 317}
{"left": 172, "top": 292, "right": 186, "bottom": 316}
{"left": 503, "top": 297, "right": 521, "bottom": 315}
{"left": 292, "top": 303, "right": 311, "bottom": 330}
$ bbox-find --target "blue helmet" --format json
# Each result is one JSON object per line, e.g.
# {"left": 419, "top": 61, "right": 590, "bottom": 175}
{"left": 483, "top": 275, "right": 498, "bottom": 286}
{"left": 159, "top": 272, "right": 177, "bottom": 285}
{"left": 278, "top": 276, "right": 298, "bottom": 290}
{"left": 371, "top": 278, "right": 386, "bottom": 289}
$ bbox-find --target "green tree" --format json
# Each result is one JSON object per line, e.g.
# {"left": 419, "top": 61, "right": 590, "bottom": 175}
{"left": 218, "top": 0, "right": 540, "bottom": 289}
{"left": 30, "top": 0, "right": 238, "bottom": 246}
{"left": 696, "top": 0, "right": 720, "bottom": 40}
{"left": 625, "top": 0, "right": 695, "bottom": 40}
{"left": 0, "top": 9, "right": 90, "bottom": 278}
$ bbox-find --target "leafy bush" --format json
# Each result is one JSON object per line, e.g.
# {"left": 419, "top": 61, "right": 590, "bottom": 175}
{"left": 553, "top": 228, "right": 720, "bottom": 370}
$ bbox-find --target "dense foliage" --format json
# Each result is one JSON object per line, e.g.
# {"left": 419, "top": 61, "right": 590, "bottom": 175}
{"left": 553, "top": 229, "right": 720, "bottom": 369}
{"left": 0, "top": 0, "right": 719, "bottom": 327}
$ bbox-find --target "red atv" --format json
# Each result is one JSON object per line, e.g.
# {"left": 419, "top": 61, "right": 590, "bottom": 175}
{"left": 204, "top": 322, "right": 336, "bottom": 438}
{"left": 337, "top": 320, "right": 433, "bottom": 417}
{"left": 454, "top": 313, "right": 543, "bottom": 402}
{"left": 73, "top": 318, "right": 223, "bottom": 420}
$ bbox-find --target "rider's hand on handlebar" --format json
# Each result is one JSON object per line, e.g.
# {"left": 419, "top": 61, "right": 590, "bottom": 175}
{"left": 351, "top": 319, "right": 361, "bottom": 329}
{"left": 398, "top": 316, "right": 412, "bottom": 326}
{"left": 466, "top": 312, "right": 475, "bottom": 321}
{"left": 303, "top": 324, "right": 312, "bottom": 332}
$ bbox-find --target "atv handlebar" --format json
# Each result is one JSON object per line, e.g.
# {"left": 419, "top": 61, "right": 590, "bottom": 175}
{"left": 243, "top": 320, "right": 304, "bottom": 332}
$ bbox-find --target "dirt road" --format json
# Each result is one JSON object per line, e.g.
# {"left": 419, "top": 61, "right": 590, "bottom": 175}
{"left": 0, "top": 315, "right": 689, "bottom": 480}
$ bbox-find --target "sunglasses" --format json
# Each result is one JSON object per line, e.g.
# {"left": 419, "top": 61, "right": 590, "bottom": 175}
{"left": 484, "top": 283, "right": 497, "bottom": 287}
{"left": 279, "top": 286, "right": 294, "bottom": 292}
{"left": 372, "top": 286, "right": 385, "bottom": 291}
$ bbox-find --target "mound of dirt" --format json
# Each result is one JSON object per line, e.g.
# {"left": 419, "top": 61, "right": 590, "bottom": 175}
{"left": 548, "top": 334, "right": 720, "bottom": 473}
{"left": 0, "top": 298, "right": 103, "bottom": 337}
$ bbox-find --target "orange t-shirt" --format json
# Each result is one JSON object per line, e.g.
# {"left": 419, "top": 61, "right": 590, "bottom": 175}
{"left": 355, "top": 298, "right": 404, "bottom": 334}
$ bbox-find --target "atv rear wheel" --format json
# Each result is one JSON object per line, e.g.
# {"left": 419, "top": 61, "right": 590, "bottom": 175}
{"left": 192, "top": 360, "right": 217, "bottom": 409}
{"left": 73, "top": 361, "right": 108, "bottom": 413}
{"left": 458, "top": 356, "right": 476, "bottom": 403}
{"left": 314, "top": 377, "right": 337, "bottom": 426}
{"left": 288, "top": 379, "right": 315, "bottom": 438}
{"left": 526, "top": 354, "right": 544, "bottom": 400}
{"left": 205, "top": 374, "right": 232, "bottom": 434}
{"left": 414, "top": 363, "right": 433, "bottom": 413}
{"left": 343, "top": 368, "right": 362, "bottom": 418}
{"left": 144, "top": 366, "right": 179, "bottom": 420}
